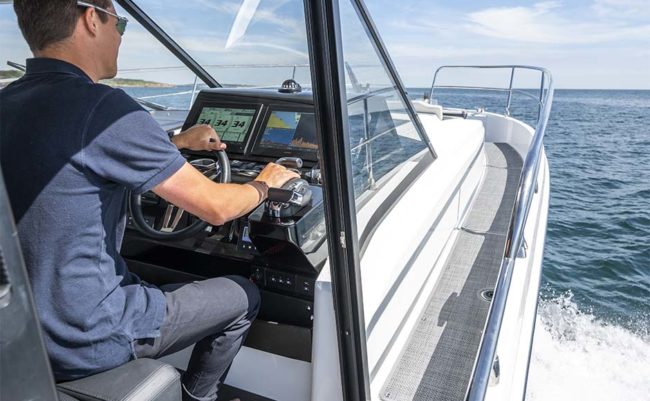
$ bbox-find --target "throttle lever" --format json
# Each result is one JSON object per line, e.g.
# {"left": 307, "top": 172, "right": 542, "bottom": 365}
{"left": 267, "top": 188, "right": 299, "bottom": 204}
{"left": 265, "top": 178, "right": 312, "bottom": 218}
{"left": 275, "top": 157, "right": 303, "bottom": 170}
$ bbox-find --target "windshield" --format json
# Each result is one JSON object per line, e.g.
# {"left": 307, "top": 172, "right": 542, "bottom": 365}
{"left": 125, "top": 0, "right": 311, "bottom": 88}
{"left": 1, "top": 3, "right": 30, "bottom": 84}
{"left": 337, "top": 0, "right": 428, "bottom": 201}
{"left": 1, "top": 2, "right": 202, "bottom": 110}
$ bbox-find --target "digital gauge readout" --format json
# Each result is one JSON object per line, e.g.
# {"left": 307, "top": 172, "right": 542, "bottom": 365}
{"left": 196, "top": 107, "right": 256, "bottom": 144}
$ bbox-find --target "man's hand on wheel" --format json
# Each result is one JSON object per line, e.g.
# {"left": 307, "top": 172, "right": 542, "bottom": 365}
{"left": 256, "top": 163, "right": 300, "bottom": 188}
{"left": 172, "top": 124, "right": 226, "bottom": 152}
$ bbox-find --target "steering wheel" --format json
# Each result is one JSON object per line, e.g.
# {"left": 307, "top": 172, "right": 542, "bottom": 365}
{"left": 128, "top": 151, "right": 231, "bottom": 241}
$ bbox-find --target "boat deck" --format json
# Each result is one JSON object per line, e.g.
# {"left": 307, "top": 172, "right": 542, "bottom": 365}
{"left": 381, "top": 143, "right": 523, "bottom": 401}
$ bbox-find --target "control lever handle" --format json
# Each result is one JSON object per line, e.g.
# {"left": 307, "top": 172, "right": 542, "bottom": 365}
{"left": 265, "top": 178, "right": 312, "bottom": 218}
{"left": 267, "top": 188, "right": 298, "bottom": 204}
{"left": 275, "top": 157, "right": 303, "bottom": 170}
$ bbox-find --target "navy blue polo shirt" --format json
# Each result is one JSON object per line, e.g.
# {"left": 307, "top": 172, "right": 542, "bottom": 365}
{"left": 0, "top": 58, "right": 185, "bottom": 380}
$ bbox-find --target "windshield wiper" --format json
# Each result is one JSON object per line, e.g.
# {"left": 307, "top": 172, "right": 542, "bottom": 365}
{"left": 134, "top": 98, "right": 170, "bottom": 111}
{"left": 7, "top": 61, "right": 26, "bottom": 72}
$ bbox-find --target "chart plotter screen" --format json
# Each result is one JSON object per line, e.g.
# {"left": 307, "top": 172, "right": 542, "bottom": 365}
{"left": 259, "top": 111, "right": 318, "bottom": 150}
{"left": 196, "top": 107, "right": 257, "bottom": 144}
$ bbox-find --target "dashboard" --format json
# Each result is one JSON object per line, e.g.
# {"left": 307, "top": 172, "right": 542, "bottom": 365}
{"left": 123, "top": 88, "right": 325, "bottom": 325}
{"left": 183, "top": 89, "right": 319, "bottom": 163}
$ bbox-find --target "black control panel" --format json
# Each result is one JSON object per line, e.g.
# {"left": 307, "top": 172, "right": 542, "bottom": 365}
{"left": 250, "top": 266, "right": 315, "bottom": 300}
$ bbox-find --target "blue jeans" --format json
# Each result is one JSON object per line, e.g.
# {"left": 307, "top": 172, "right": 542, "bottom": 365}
{"left": 133, "top": 276, "right": 260, "bottom": 401}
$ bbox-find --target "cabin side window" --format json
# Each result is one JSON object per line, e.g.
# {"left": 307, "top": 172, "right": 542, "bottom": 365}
{"left": 347, "top": 92, "right": 427, "bottom": 200}
{"left": 338, "top": 1, "right": 428, "bottom": 204}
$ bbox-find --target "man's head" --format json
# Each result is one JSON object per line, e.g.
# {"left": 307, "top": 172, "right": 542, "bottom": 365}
{"left": 13, "top": 0, "right": 124, "bottom": 80}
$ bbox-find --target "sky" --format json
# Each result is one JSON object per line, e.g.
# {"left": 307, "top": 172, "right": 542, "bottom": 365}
{"left": 1, "top": 0, "right": 648, "bottom": 89}
{"left": 367, "top": 0, "right": 650, "bottom": 89}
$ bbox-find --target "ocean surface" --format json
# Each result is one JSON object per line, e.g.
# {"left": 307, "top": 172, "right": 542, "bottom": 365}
{"left": 517, "top": 90, "right": 649, "bottom": 400}
{"left": 124, "top": 86, "right": 650, "bottom": 400}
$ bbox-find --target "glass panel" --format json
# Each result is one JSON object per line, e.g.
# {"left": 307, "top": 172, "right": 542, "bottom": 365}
{"left": 132, "top": 0, "right": 310, "bottom": 88}
{"left": 112, "top": 3, "right": 203, "bottom": 110}
{"left": 338, "top": 0, "right": 428, "bottom": 203}
{"left": 0, "top": 4, "right": 31, "bottom": 85}
{"left": 1, "top": 4, "right": 200, "bottom": 111}
{"left": 335, "top": 2, "right": 434, "bottom": 383}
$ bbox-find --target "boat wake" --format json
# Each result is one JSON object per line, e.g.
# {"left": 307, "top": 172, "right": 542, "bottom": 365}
{"left": 526, "top": 293, "right": 650, "bottom": 401}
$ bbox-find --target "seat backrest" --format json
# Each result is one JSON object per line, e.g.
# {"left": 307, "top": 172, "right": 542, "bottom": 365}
{"left": 0, "top": 167, "right": 60, "bottom": 401}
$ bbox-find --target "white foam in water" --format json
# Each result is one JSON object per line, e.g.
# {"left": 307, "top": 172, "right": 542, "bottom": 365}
{"left": 526, "top": 293, "right": 650, "bottom": 401}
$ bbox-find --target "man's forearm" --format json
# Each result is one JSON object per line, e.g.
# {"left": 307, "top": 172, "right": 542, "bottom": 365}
{"left": 153, "top": 162, "right": 264, "bottom": 226}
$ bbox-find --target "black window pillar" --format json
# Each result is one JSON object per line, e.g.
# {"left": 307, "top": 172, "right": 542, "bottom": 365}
{"left": 304, "top": 0, "right": 370, "bottom": 400}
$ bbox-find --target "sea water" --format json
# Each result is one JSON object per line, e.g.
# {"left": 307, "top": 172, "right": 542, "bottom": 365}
{"left": 124, "top": 86, "right": 650, "bottom": 399}
{"left": 526, "top": 90, "right": 650, "bottom": 400}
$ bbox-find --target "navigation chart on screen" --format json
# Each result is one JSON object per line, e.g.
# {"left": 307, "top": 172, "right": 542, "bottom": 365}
{"left": 197, "top": 107, "right": 256, "bottom": 144}
{"left": 261, "top": 111, "right": 318, "bottom": 150}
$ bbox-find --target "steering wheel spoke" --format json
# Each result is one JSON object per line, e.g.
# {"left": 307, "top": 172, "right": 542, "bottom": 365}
{"left": 160, "top": 204, "right": 186, "bottom": 232}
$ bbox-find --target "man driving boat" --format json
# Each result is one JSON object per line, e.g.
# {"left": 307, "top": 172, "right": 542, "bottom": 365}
{"left": 0, "top": 1, "right": 299, "bottom": 400}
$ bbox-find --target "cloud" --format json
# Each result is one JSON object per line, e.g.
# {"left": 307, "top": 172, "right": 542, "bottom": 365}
{"left": 591, "top": 0, "right": 650, "bottom": 21}
{"left": 387, "top": 43, "right": 515, "bottom": 60}
{"left": 465, "top": 1, "right": 650, "bottom": 44}
{"left": 363, "top": 0, "right": 649, "bottom": 88}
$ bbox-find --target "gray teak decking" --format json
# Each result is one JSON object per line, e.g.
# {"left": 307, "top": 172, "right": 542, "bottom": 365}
{"left": 381, "top": 143, "right": 522, "bottom": 401}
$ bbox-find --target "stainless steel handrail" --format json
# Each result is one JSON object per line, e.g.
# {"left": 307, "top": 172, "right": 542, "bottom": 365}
{"left": 432, "top": 85, "right": 543, "bottom": 106}
{"left": 430, "top": 65, "right": 550, "bottom": 118}
{"left": 429, "top": 66, "right": 554, "bottom": 401}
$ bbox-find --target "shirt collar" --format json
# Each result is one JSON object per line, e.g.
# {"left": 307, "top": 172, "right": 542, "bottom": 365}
{"left": 25, "top": 58, "right": 93, "bottom": 82}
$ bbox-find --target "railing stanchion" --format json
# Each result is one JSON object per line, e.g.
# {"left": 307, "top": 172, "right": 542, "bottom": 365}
{"left": 538, "top": 71, "right": 545, "bottom": 123}
{"left": 505, "top": 67, "right": 515, "bottom": 116}
{"left": 189, "top": 75, "right": 199, "bottom": 109}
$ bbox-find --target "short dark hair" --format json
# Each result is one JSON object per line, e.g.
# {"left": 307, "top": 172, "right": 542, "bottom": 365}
{"left": 13, "top": 0, "right": 111, "bottom": 52}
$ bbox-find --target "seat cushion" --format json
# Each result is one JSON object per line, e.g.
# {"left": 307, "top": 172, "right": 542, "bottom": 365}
{"left": 57, "top": 359, "right": 180, "bottom": 401}
{"left": 58, "top": 390, "right": 81, "bottom": 401}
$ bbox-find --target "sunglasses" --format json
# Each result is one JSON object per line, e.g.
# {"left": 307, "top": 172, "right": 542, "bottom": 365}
{"left": 76, "top": 1, "right": 128, "bottom": 36}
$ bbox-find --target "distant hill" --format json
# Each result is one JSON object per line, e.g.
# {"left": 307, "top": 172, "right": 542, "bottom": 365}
{"left": 101, "top": 77, "right": 174, "bottom": 88}
{"left": 0, "top": 70, "right": 23, "bottom": 88}
{"left": 0, "top": 70, "right": 23, "bottom": 79}
{"left": 0, "top": 71, "right": 173, "bottom": 89}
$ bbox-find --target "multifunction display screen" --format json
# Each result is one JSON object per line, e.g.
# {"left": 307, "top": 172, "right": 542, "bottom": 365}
{"left": 196, "top": 107, "right": 256, "bottom": 144}
{"left": 259, "top": 111, "right": 318, "bottom": 150}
